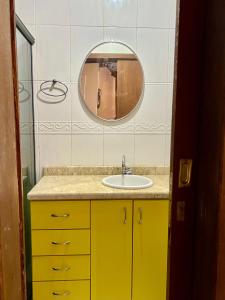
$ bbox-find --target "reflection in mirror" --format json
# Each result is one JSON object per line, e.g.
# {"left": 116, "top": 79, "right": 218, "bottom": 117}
{"left": 79, "top": 42, "right": 144, "bottom": 121}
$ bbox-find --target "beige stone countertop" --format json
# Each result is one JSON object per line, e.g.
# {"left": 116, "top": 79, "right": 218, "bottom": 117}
{"left": 28, "top": 175, "right": 170, "bottom": 200}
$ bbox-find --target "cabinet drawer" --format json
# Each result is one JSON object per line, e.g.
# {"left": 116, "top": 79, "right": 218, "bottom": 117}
{"left": 33, "top": 280, "right": 90, "bottom": 300}
{"left": 32, "top": 255, "right": 90, "bottom": 281}
{"left": 31, "top": 201, "right": 90, "bottom": 229}
{"left": 32, "top": 229, "right": 90, "bottom": 256}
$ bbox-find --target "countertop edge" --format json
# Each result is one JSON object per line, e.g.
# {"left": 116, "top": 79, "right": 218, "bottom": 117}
{"left": 28, "top": 193, "right": 170, "bottom": 201}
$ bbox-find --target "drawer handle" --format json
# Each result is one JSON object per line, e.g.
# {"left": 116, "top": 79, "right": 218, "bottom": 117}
{"left": 123, "top": 207, "right": 127, "bottom": 224}
{"left": 52, "top": 266, "right": 71, "bottom": 272}
{"left": 51, "top": 241, "right": 71, "bottom": 246}
{"left": 51, "top": 213, "right": 70, "bottom": 218}
{"left": 52, "top": 291, "right": 71, "bottom": 296}
{"left": 139, "top": 208, "right": 143, "bottom": 224}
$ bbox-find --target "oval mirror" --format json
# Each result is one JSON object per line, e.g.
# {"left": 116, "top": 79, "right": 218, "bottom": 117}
{"left": 79, "top": 42, "right": 144, "bottom": 121}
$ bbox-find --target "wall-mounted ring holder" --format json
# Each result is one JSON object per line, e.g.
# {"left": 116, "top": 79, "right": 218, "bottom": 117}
{"left": 38, "top": 79, "right": 68, "bottom": 104}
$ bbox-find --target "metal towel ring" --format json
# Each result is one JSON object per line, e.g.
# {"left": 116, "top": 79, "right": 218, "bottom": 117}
{"left": 40, "top": 79, "right": 68, "bottom": 97}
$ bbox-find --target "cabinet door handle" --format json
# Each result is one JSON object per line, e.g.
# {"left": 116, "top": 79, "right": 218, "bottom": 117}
{"left": 51, "top": 213, "right": 70, "bottom": 218}
{"left": 52, "top": 291, "right": 71, "bottom": 296}
{"left": 52, "top": 266, "right": 71, "bottom": 271}
{"left": 51, "top": 241, "right": 71, "bottom": 246}
{"left": 138, "top": 208, "right": 143, "bottom": 224}
{"left": 123, "top": 207, "right": 127, "bottom": 224}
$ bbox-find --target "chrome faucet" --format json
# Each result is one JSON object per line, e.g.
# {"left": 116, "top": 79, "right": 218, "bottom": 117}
{"left": 122, "top": 155, "right": 132, "bottom": 175}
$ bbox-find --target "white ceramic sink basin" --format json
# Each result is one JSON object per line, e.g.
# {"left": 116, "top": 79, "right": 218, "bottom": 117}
{"left": 102, "top": 175, "right": 153, "bottom": 190}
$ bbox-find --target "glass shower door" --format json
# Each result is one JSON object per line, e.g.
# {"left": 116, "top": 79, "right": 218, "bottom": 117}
{"left": 16, "top": 20, "right": 35, "bottom": 300}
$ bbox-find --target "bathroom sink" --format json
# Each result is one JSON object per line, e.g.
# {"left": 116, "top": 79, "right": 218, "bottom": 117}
{"left": 102, "top": 175, "right": 153, "bottom": 190}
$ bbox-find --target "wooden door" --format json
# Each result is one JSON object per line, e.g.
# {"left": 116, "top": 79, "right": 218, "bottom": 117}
{"left": 91, "top": 200, "right": 132, "bottom": 300}
{"left": 117, "top": 60, "right": 143, "bottom": 119}
{"left": 133, "top": 200, "right": 169, "bottom": 300}
{"left": 0, "top": 0, "right": 25, "bottom": 299}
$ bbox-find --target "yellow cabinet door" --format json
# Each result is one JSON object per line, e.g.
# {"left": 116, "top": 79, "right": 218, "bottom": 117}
{"left": 133, "top": 200, "right": 169, "bottom": 300}
{"left": 91, "top": 200, "right": 132, "bottom": 300}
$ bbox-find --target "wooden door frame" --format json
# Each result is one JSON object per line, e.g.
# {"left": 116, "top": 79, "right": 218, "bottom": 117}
{"left": 168, "top": 0, "right": 206, "bottom": 299}
{"left": 0, "top": 0, "right": 25, "bottom": 299}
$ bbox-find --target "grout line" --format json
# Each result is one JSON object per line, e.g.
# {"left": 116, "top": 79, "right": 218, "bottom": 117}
{"left": 34, "top": 24, "right": 176, "bottom": 30}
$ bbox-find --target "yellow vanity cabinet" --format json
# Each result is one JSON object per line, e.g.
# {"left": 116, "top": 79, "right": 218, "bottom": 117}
{"left": 91, "top": 200, "right": 133, "bottom": 300}
{"left": 30, "top": 199, "right": 169, "bottom": 300}
{"left": 132, "top": 200, "right": 169, "bottom": 300}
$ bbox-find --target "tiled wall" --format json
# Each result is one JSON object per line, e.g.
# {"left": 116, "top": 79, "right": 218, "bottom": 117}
{"left": 15, "top": 0, "right": 176, "bottom": 179}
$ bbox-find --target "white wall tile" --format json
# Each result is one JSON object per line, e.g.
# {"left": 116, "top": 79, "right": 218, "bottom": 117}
{"left": 134, "top": 135, "right": 165, "bottom": 166}
{"left": 103, "top": 0, "right": 138, "bottom": 27}
{"left": 137, "top": 28, "right": 169, "bottom": 83}
{"left": 137, "top": 0, "right": 171, "bottom": 28}
{"left": 16, "top": 0, "right": 35, "bottom": 24}
{"left": 165, "top": 84, "right": 174, "bottom": 126}
{"left": 36, "top": 0, "right": 70, "bottom": 25}
{"left": 169, "top": 0, "right": 177, "bottom": 28}
{"left": 164, "top": 134, "right": 171, "bottom": 166}
{"left": 39, "top": 135, "right": 71, "bottom": 168}
{"left": 71, "top": 83, "right": 97, "bottom": 122}
{"left": 104, "top": 134, "right": 134, "bottom": 166}
{"left": 70, "top": 26, "right": 104, "bottom": 82}
{"left": 36, "top": 26, "right": 70, "bottom": 81}
{"left": 70, "top": 0, "right": 103, "bottom": 26}
{"left": 72, "top": 135, "right": 103, "bottom": 165}
{"left": 104, "top": 27, "right": 137, "bottom": 50}
{"left": 168, "top": 29, "right": 176, "bottom": 83}
{"left": 36, "top": 82, "right": 71, "bottom": 122}
{"left": 103, "top": 120, "right": 134, "bottom": 134}
{"left": 135, "top": 84, "right": 168, "bottom": 125}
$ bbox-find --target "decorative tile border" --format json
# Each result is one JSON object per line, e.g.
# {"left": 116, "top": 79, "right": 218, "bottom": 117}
{"left": 135, "top": 122, "right": 171, "bottom": 134}
{"left": 38, "top": 122, "right": 71, "bottom": 134}
{"left": 35, "top": 122, "right": 171, "bottom": 135}
{"left": 71, "top": 122, "right": 103, "bottom": 134}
